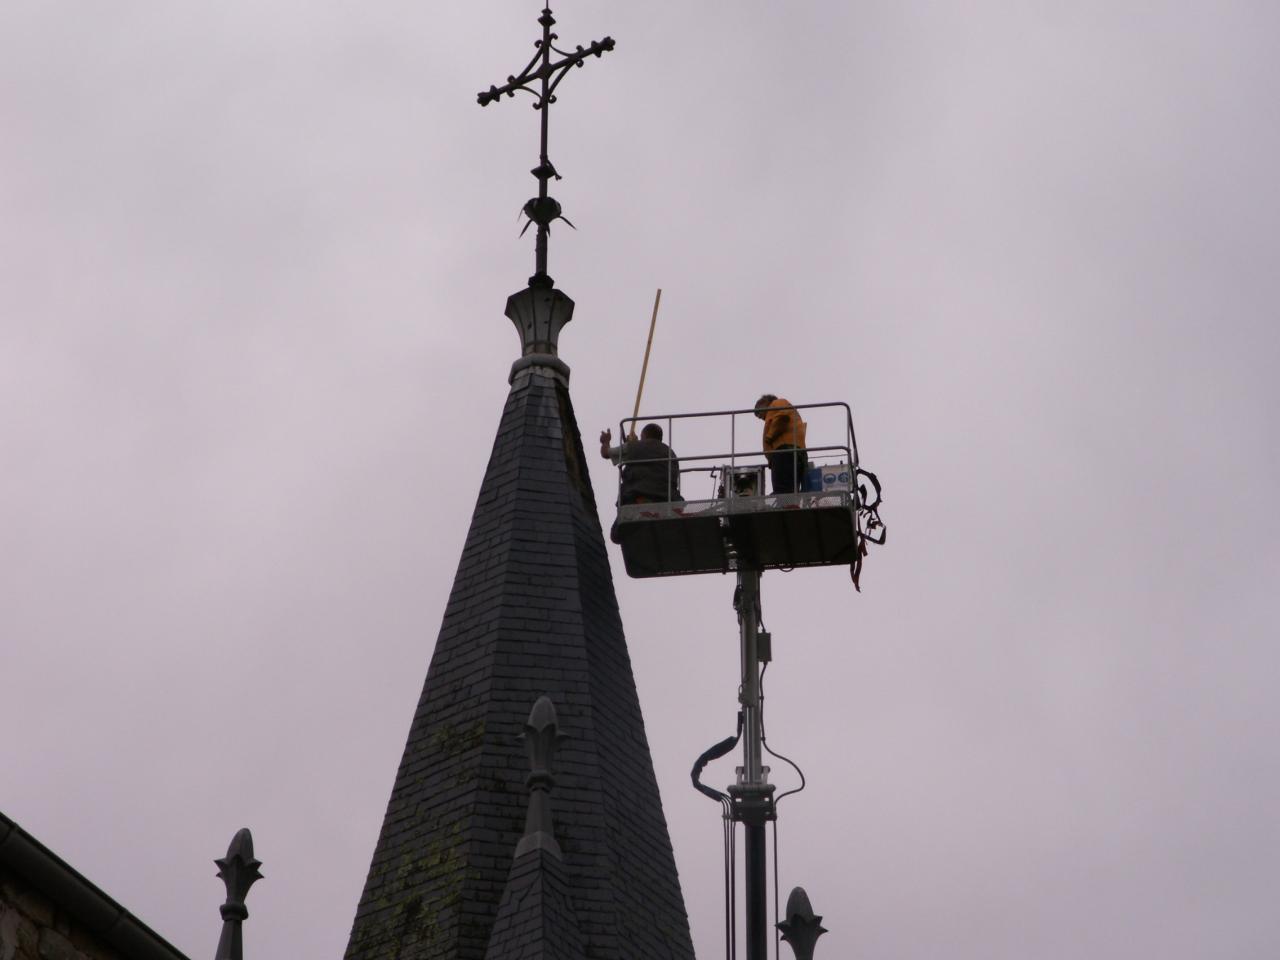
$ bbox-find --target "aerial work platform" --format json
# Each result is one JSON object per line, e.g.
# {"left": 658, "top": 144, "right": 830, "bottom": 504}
{"left": 610, "top": 400, "right": 886, "bottom": 958}
{"left": 610, "top": 402, "right": 884, "bottom": 580}
{"left": 616, "top": 490, "right": 861, "bottom": 577}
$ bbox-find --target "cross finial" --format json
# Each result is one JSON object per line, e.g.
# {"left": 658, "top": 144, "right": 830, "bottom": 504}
{"left": 477, "top": 6, "right": 615, "bottom": 290}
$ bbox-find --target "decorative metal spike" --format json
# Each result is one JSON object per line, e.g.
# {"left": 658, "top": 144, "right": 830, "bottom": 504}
{"left": 214, "top": 828, "right": 262, "bottom": 960}
{"left": 776, "top": 886, "right": 828, "bottom": 960}
{"left": 522, "top": 196, "right": 564, "bottom": 228}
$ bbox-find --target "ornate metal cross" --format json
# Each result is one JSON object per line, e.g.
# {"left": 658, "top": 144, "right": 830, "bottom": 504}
{"left": 477, "top": 6, "right": 614, "bottom": 289}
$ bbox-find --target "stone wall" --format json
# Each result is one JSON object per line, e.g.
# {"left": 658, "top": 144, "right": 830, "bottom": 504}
{"left": 0, "top": 869, "right": 121, "bottom": 960}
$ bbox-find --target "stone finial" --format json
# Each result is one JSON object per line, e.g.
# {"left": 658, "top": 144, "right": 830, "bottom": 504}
{"left": 524, "top": 695, "right": 559, "bottom": 780}
{"left": 514, "top": 696, "right": 564, "bottom": 859}
{"left": 776, "top": 886, "right": 827, "bottom": 960}
{"left": 214, "top": 828, "right": 262, "bottom": 960}
{"left": 505, "top": 285, "right": 575, "bottom": 358}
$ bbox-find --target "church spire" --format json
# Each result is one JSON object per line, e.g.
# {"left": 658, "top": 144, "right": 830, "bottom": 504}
{"left": 344, "top": 8, "right": 692, "bottom": 959}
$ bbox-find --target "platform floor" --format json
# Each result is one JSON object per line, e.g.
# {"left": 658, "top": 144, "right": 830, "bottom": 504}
{"left": 614, "top": 491, "right": 860, "bottom": 577}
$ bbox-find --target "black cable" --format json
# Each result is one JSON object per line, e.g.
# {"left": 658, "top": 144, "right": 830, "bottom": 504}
{"left": 759, "top": 664, "right": 807, "bottom": 805}
{"left": 727, "top": 798, "right": 737, "bottom": 957}
{"left": 695, "top": 719, "right": 745, "bottom": 959}
{"left": 692, "top": 714, "right": 743, "bottom": 804}
{"left": 729, "top": 813, "right": 738, "bottom": 960}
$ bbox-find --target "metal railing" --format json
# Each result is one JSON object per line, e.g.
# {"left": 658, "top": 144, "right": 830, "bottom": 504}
{"left": 612, "top": 402, "right": 862, "bottom": 505}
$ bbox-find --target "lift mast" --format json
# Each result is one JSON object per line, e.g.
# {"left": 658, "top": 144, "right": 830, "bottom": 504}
{"left": 732, "top": 568, "right": 773, "bottom": 960}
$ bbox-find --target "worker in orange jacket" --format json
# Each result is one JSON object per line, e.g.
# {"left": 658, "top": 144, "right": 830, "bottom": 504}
{"left": 754, "top": 394, "right": 808, "bottom": 494}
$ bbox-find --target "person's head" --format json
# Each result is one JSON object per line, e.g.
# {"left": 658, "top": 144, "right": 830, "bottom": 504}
{"left": 753, "top": 394, "right": 777, "bottom": 420}
{"left": 640, "top": 422, "right": 664, "bottom": 442}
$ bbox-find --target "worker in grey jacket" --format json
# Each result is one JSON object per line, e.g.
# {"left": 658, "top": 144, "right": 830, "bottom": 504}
{"left": 598, "top": 423, "right": 683, "bottom": 504}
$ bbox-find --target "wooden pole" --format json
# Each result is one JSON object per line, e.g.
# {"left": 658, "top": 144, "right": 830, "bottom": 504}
{"left": 630, "top": 288, "right": 662, "bottom": 438}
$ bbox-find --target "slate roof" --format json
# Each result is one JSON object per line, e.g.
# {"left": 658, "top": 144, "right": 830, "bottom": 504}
{"left": 344, "top": 319, "right": 695, "bottom": 960}
{"left": 483, "top": 847, "right": 585, "bottom": 960}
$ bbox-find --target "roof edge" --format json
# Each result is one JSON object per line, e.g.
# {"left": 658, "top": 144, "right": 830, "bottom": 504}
{"left": 0, "top": 810, "right": 192, "bottom": 960}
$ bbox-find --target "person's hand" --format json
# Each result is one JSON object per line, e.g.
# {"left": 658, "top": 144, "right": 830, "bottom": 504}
{"left": 599, "top": 429, "right": 611, "bottom": 445}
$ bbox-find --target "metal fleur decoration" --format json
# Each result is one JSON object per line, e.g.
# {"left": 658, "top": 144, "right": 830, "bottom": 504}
{"left": 514, "top": 695, "right": 567, "bottom": 859}
{"left": 777, "top": 886, "right": 828, "bottom": 960}
{"left": 477, "top": 6, "right": 614, "bottom": 289}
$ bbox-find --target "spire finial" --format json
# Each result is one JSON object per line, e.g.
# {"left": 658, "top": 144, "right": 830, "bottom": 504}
{"left": 776, "top": 886, "right": 828, "bottom": 960}
{"left": 214, "top": 828, "right": 262, "bottom": 960}
{"left": 476, "top": 5, "right": 615, "bottom": 290}
{"left": 514, "top": 695, "right": 564, "bottom": 859}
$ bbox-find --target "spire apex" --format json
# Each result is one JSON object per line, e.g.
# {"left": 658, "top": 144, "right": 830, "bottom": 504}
{"left": 476, "top": 5, "right": 615, "bottom": 290}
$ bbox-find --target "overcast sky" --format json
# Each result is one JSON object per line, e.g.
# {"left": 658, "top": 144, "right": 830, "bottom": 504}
{"left": 3, "top": 2, "right": 1278, "bottom": 958}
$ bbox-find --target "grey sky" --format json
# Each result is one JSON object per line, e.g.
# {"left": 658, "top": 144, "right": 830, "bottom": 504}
{"left": 2, "top": 2, "right": 1278, "bottom": 958}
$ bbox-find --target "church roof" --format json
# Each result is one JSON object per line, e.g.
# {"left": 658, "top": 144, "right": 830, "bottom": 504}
{"left": 343, "top": 301, "right": 694, "bottom": 959}
{"left": 0, "top": 810, "right": 191, "bottom": 960}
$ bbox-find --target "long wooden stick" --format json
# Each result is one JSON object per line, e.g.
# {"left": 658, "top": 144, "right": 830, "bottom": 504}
{"left": 630, "top": 288, "right": 662, "bottom": 437}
